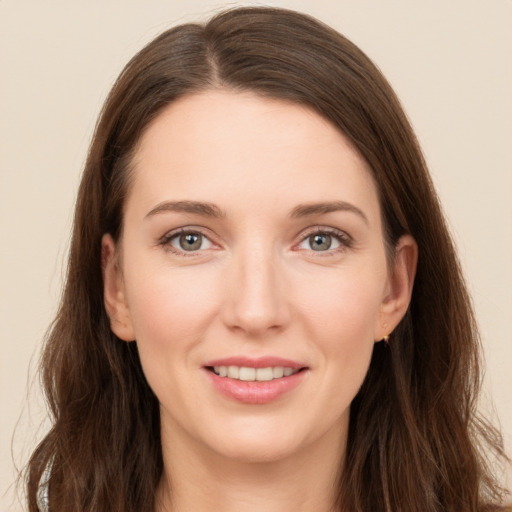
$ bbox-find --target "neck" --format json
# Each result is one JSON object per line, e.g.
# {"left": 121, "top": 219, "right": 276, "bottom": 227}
{"left": 154, "top": 421, "right": 346, "bottom": 512}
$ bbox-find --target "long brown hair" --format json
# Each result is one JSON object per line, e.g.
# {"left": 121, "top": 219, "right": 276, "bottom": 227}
{"left": 26, "top": 7, "right": 508, "bottom": 511}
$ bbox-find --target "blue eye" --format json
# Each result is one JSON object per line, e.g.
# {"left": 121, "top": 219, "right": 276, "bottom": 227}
{"left": 307, "top": 233, "right": 337, "bottom": 251}
{"left": 167, "top": 231, "right": 213, "bottom": 252}
{"left": 297, "top": 229, "right": 350, "bottom": 253}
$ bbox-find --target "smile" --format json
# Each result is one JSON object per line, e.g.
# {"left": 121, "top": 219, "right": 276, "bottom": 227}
{"left": 211, "top": 365, "right": 300, "bottom": 381}
{"left": 204, "top": 357, "right": 308, "bottom": 404}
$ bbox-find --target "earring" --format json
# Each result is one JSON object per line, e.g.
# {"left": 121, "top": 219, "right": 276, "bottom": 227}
{"left": 383, "top": 334, "right": 390, "bottom": 344}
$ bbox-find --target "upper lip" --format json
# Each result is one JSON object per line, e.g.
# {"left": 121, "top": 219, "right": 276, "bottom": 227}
{"left": 204, "top": 356, "right": 306, "bottom": 370}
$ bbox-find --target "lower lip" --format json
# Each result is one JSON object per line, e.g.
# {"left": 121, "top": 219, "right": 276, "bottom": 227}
{"left": 204, "top": 369, "right": 307, "bottom": 404}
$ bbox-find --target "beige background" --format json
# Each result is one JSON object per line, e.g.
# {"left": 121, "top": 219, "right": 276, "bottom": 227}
{"left": 1, "top": 0, "right": 511, "bottom": 509}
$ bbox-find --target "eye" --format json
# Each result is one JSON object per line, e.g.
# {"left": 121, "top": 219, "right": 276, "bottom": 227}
{"left": 163, "top": 230, "right": 214, "bottom": 253}
{"left": 299, "top": 233, "right": 340, "bottom": 251}
{"left": 296, "top": 229, "right": 351, "bottom": 253}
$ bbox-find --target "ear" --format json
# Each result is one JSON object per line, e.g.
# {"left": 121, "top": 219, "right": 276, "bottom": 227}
{"left": 101, "top": 234, "right": 136, "bottom": 342}
{"left": 375, "top": 234, "right": 418, "bottom": 341}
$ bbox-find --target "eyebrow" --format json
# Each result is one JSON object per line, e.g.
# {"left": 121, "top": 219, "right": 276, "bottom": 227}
{"left": 145, "top": 200, "right": 226, "bottom": 219}
{"left": 145, "top": 199, "right": 369, "bottom": 225}
{"left": 290, "top": 201, "right": 369, "bottom": 225}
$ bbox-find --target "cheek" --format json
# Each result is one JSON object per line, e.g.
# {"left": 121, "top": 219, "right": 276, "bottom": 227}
{"left": 124, "top": 262, "right": 221, "bottom": 348}
{"left": 297, "top": 264, "right": 385, "bottom": 347}
{"left": 123, "top": 263, "right": 224, "bottom": 410}
{"left": 285, "top": 264, "right": 385, "bottom": 438}
{"left": 294, "top": 263, "right": 385, "bottom": 402}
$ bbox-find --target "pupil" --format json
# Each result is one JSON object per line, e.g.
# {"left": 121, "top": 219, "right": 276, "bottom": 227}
{"left": 180, "top": 233, "right": 201, "bottom": 251}
{"left": 311, "top": 234, "right": 331, "bottom": 251}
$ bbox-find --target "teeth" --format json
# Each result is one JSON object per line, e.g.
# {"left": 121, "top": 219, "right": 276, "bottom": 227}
{"left": 211, "top": 365, "right": 299, "bottom": 381}
{"left": 214, "top": 366, "right": 228, "bottom": 377}
{"left": 272, "top": 366, "right": 284, "bottom": 379}
{"left": 239, "top": 367, "right": 256, "bottom": 381}
{"left": 256, "top": 367, "right": 273, "bottom": 381}
{"left": 227, "top": 366, "right": 239, "bottom": 379}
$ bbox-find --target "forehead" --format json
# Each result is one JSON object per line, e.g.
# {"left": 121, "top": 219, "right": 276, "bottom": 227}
{"left": 128, "top": 89, "right": 381, "bottom": 225}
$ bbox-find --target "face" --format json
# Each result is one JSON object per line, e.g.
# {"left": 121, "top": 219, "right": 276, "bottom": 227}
{"left": 103, "top": 90, "right": 415, "bottom": 465}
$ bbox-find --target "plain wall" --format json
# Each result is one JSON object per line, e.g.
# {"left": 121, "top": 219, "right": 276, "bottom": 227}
{"left": 1, "top": 0, "right": 511, "bottom": 509}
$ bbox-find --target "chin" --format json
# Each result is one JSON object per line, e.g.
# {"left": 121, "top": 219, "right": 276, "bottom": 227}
{"left": 200, "top": 418, "right": 319, "bottom": 465}
{"left": 212, "top": 437, "right": 301, "bottom": 464}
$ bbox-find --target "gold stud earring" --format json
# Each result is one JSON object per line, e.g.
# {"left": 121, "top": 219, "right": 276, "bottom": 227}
{"left": 383, "top": 334, "right": 390, "bottom": 344}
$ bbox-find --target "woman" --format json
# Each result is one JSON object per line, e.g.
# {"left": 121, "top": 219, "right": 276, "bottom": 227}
{"left": 26, "top": 6, "right": 509, "bottom": 512}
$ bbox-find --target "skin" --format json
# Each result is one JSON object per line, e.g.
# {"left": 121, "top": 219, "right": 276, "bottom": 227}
{"left": 102, "top": 90, "right": 417, "bottom": 512}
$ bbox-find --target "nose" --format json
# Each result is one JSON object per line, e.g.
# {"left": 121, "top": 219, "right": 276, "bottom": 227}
{"left": 220, "top": 242, "right": 291, "bottom": 337}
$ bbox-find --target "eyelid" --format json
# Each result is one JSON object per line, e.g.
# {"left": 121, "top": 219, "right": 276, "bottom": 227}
{"left": 158, "top": 227, "right": 219, "bottom": 256}
{"left": 294, "top": 226, "right": 353, "bottom": 254}
{"left": 157, "top": 225, "right": 353, "bottom": 257}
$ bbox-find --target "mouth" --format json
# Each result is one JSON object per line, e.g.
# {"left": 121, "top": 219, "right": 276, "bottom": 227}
{"left": 206, "top": 365, "right": 306, "bottom": 381}
{"left": 203, "top": 358, "right": 309, "bottom": 404}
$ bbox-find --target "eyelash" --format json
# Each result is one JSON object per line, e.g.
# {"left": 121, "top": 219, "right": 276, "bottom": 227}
{"left": 158, "top": 228, "right": 215, "bottom": 258}
{"left": 298, "top": 227, "right": 353, "bottom": 255}
{"left": 158, "top": 227, "right": 353, "bottom": 257}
